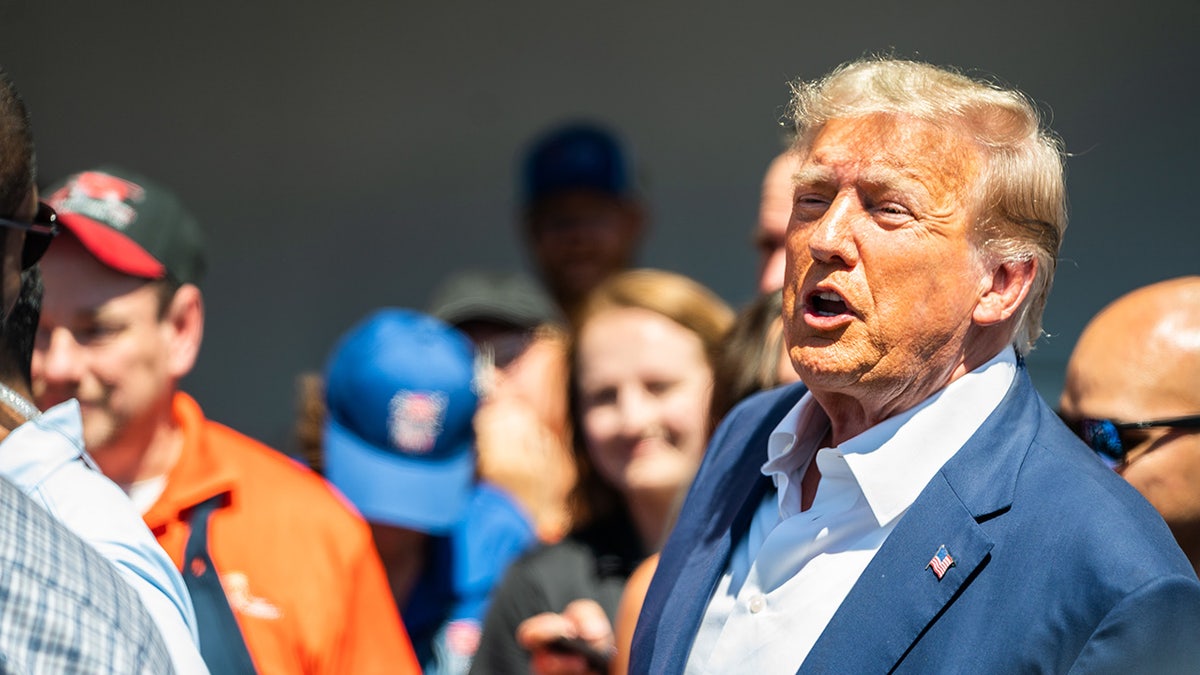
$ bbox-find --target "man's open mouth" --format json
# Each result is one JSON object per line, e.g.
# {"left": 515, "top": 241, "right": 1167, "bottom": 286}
{"left": 809, "top": 290, "right": 849, "bottom": 317}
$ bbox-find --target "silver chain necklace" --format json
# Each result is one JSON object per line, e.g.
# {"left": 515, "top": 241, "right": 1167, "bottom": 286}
{"left": 0, "top": 381, "right": 40, "bottom": 423}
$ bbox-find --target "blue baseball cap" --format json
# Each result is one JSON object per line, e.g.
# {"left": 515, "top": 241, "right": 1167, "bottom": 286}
{"left": 521, "top": 122, "right": 631, "bottom": 206}
{"left": 323, "top": 309, "right": 479, "bottom": 534}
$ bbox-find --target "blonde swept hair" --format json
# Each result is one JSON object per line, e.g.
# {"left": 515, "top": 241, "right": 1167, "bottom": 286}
{"left": 566, "top": 269, "right": 734, "bottom": 528}
{"left": 786, "top": 57, "right": 1067, "bottom": 354}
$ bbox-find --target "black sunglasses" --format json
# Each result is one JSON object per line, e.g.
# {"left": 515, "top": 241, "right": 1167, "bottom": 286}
{"left": 1063, "top": 414, "right": 1200, "bottom": 467}
{"left": 0, "top": 202, "right": 60, "bottom": 269}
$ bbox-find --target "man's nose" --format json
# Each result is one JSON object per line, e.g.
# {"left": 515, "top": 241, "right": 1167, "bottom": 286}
{"left": 33, "top": 327, "right": 83, "bottom": 386}
{"left": 806, "top": 194, "right": 860, "bottom": 267}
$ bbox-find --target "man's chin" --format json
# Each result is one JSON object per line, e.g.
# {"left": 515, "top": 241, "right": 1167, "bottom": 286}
{"left": 78, "top": 417, "right": 119, "bottom": 455}
{"left": 791, "top": 349, "right": 872, "bottom": 392}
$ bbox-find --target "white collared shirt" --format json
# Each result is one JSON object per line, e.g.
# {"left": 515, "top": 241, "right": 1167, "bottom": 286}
{"left": 685, "top": 349, "right": 1017, "bottom": 675}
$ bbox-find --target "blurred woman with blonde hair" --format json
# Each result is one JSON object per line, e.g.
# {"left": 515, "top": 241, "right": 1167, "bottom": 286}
{"left": 471, "top": 269, "right": 733, "bottom": 674}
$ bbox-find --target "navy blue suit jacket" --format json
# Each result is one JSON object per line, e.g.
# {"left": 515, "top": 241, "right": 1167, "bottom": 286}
{"left": 631, "top": 369, "right": 1200, "bottom": 673}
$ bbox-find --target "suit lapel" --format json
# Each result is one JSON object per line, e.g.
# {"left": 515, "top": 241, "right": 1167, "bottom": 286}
{"left": 801, "top": 476, "right": 993, "bottom": 673}
{"left": 800, "top": 369, "right": 1042, "bottom": 674}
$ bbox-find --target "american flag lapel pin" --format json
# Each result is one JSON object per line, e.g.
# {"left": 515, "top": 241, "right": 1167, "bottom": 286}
{"left": 926, "top": 544, "right": 956, "bottom": 581}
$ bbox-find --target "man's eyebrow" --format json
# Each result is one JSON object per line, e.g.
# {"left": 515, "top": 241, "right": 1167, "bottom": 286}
{"left": 791, "top": 167, "right": 834, "bottom": 188}
{"left": 790, "top": 165, "right": 933, "bottom": 201}
{"left": 857, "top": 165, "right": 930, "bottom": 197}
{"left": 73, "top": 303, "right": 115, "bottom": 322}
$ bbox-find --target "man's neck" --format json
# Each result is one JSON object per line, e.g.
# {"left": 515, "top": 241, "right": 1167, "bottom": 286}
{"left": 0, "top": 410, "right": 21, "bottom": 443}
{"left": 0, "top": 376, "right": 37, "bottom": 440}
{"left": 817, "top": 341, "right": 1011, "bottom": 446}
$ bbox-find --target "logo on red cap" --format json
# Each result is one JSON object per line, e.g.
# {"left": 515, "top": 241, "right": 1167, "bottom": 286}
{"left": 48, "top": 171, "right": 146, "bottom": 230}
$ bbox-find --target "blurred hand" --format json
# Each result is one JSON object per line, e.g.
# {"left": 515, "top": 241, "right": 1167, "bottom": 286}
{"left": 475, "top": 395, "right": 574, "bottom": 541}
{"left": 518, "top": 599, "right": 614, "bottom": 675}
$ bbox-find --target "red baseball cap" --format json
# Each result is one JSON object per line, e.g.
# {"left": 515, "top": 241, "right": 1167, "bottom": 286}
{"left": 44, "top": 166, "right": 206, "bottom": 284}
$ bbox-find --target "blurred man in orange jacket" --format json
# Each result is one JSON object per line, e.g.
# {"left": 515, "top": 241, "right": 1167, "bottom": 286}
{"left": 33, "top": 166, "right": 420, "bottom": 674}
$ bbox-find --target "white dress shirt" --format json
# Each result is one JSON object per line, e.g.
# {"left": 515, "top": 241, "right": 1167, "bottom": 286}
{"left": 685, "top": 348, "right": 1017, "bottom": 674}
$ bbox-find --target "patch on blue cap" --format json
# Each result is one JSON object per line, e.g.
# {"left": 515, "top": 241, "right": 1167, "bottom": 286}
{"left": 389, "top": 390, "right": 448, "bottom": 454}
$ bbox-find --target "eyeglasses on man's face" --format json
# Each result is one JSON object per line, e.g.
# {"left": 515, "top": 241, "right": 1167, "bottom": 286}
{"left": 0, "top": 202, "right": 61, "bottom": 269}
{"left": 1062, "top": 413, "right": 1200, "bottom": 467}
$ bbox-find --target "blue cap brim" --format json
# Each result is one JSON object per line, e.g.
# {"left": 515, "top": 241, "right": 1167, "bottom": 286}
{"left": 323, "top": 417, "right": 475, "bottom": 534}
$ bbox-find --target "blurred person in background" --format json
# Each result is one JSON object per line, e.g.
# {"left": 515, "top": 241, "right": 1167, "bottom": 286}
{"left": 322, "top": 308, "right": 538, "bottom": 674}
{"left": 33, "top": 167, "right": 418, "bottom": 674}
{"left": 520, "top": 122, "right": 646, "bottom": 323}
{"left": 1060, "top": 276, "right": 1200, "bottom": 573}
{"left": 430, "top": 270, "right": 575, "bottom": 542}
{"left": 754, "top": 150, "right": 801, "bottom": 295}
{"left": 471, "top": 269, "right": 733, "bottom": 674}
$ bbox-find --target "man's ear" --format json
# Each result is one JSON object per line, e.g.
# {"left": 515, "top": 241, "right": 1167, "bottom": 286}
{"left": 974, "top": 257, "right": 1036, "bottom": 327}
{"left": 163, "top": 283, "right": 204, "bottom": 379}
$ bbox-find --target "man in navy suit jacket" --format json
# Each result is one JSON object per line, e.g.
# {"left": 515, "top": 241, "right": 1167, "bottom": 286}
{"left": 629, "top": 58, "right": 1200, "bottom": 674}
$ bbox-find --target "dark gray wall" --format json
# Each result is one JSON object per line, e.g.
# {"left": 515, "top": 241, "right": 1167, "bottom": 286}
{"left": 3, "top": 1, "right": 1197, "bottom": 450}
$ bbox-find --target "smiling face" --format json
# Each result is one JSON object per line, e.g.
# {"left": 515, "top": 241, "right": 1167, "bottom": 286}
{"left": 782, "top": 114, "right": 998, "bottom": 437}
{"left": 32, "top": 236, "right": 178, "bottom": 454}
{"left": 575, "top": 306, "right": 713, "bottom": 501}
